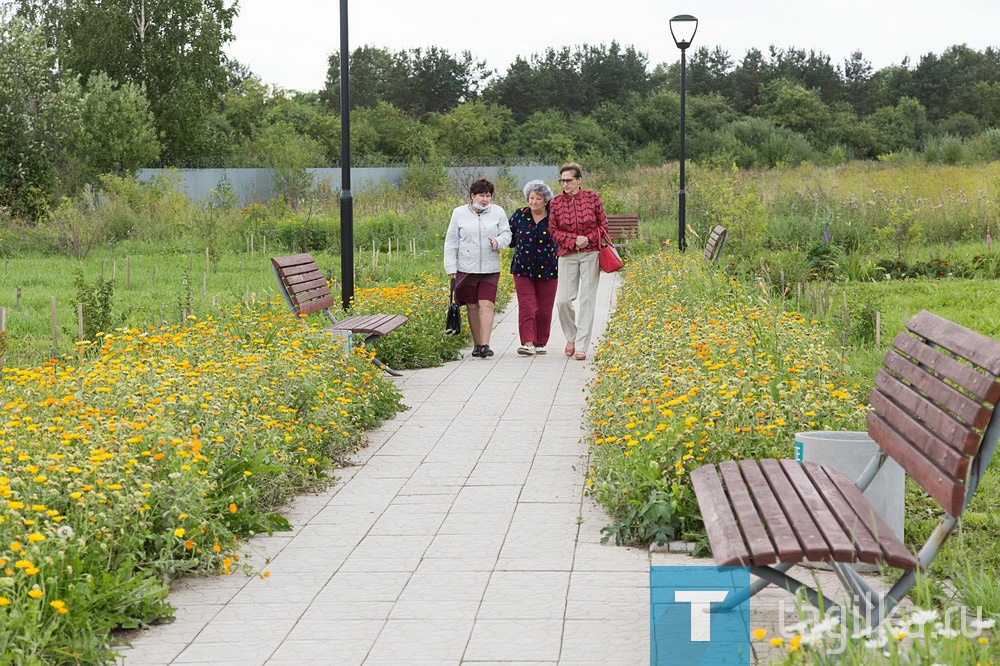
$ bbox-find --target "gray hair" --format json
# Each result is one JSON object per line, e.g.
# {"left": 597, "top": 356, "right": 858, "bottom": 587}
{"left": 522, "top": 179, "right": 553, "bottom": 202}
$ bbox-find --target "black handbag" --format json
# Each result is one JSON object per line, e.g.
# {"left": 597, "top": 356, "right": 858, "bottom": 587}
{"left": 445, "top": 279, "right": 462, "bottom": 335}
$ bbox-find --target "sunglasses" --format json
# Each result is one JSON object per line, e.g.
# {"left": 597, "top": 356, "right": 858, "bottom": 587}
{"left": 558, "top": 178, "right": 578, "bottom": 184}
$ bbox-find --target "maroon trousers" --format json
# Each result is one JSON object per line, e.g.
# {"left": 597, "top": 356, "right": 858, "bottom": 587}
{"left": 513, "top": 276, "right": 558, "bottom": 347}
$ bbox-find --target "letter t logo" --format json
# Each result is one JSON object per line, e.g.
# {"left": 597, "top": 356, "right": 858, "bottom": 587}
{"left": 674, "top": 590, "right": 729, "bottom": 641}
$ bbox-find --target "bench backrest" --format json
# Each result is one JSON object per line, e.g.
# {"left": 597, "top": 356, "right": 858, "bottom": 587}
{"left": 606, "top": 214, "right": 639, "bottom": 241}
{"left": 271, "top": 253, "right": 334, "bottom": 317}
{"left": 867, "top": 310, "right": 1000, "bottom": 517}
{"left": 704, "top": 225, "right": 727, "bottom": 265}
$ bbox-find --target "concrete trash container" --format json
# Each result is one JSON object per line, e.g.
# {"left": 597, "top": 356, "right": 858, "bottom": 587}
{"left": 794, "top": 431, "right": 905, "bottom": 556}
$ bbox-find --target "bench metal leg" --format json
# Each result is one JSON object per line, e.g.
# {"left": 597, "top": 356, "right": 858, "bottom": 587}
{"left": 747, "top": 565, "right": 842, "bottom": 617}
{"left": 360, "top": 334, "right": 403, "bottom": 377}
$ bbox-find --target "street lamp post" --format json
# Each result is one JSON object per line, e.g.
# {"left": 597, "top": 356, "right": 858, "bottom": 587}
{"left": 670, "top": 14, "right": 698, "bottom": 253}
{"left": 339, "top": 0, "right": 354, "bottom": 310}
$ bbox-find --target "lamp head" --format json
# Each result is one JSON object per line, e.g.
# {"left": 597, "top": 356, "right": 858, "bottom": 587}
{"left": 670, "top": 14, "right": 699, "bottom": 49}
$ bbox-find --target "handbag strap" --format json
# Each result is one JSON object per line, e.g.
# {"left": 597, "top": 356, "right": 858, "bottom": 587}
{"left": 600, "top": 227, "right": 613, "bottom": 247}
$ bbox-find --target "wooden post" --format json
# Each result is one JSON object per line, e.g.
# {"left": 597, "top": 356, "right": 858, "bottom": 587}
{"left": 262, "top": 235, "right": 266, "bottom": 255}
{"left": 876, "top": 310, "right": 881, "bottom": 347}
{"left": 112, "top": 261, "right": 117, "bottom": 281}
{"left": 250, "top": 234, "right": 255, "bottom": 257}
{"left": 77, "top": 303, "right": 84, "bottom": 341}
{"left": 1, "top": 307, "right": 6, "bottom": 331}
{"left": 205, "top": 247, "right": 210, "bottom": 275}
{"left": 50, "top": 296, "right": 58, "bottom": 350}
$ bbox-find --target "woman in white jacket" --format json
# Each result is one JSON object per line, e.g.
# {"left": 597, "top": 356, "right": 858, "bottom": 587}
{"left": 444, "top": 178, "right": 511, "bottom": 358}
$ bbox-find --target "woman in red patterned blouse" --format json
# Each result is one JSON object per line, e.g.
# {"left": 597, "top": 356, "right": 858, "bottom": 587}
{"left": 548, "top": 162, "right": 608, "bottom": 361}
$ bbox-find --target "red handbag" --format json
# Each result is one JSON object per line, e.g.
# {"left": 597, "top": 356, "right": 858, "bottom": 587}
{"left": 598, "top": 228, "right": 623, "bottom": 273}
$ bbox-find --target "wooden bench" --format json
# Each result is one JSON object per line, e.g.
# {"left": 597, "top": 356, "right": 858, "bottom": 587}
{"left": 691, "top": 310, "right": 1000, "bottom": 626}
{"left": 704, "top": 225, "right": 727, "bottom": 266}
{"left": 271, "top": 253, "right": 408, "bottom": 376}
{"left": 606, "top": 214, "right": 639, "bottom": 243}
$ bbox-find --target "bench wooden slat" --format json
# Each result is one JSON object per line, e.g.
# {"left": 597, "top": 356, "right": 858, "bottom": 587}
{"left": 866, "top": 411, "right": 966, "bottom": 517}
{"left": 776, "top": 459, "right": 856, "bottom": 561}
{"left": 799, "top": 462, "right": 897, "bottom": 567}
{"left": 739, "top": 460, "right": 805, "bottom": 562}
{"left": 889, "top": 334, "right": 1000, "bottom": 407}
{"left": 813, "top": 464, "right": 918, "bottom": 570}
{"left": 881, "top": 350, "right": 993, "bottom": 431}
{"left": 868, "top": 385, "right": 978, "bottom": 470}
{"left": 690, "top": 466, "right": 752, "bottom": 566}
{"left": 908, "top": 310, "right": 1000, "bottom": 376}
{"left": 718, "top": 461, "right": 777, "bottom": 565}
{"left": 606, "top": 214, "right": 639, "bottom": 242}
{"left": 758, "top": 459, "right": 832, "bottom": 562}
{"left": 704, "top": 225, "right": 727, "bottom": 264}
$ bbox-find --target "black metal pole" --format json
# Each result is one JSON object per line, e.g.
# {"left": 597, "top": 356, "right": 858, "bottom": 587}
{"left": 678, "top": 45, "right": 687, "bottom": 253}
{"left": 339, "top": 0, "right": 354, "bottom": 310}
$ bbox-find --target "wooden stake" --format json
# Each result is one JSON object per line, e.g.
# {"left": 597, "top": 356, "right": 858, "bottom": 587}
{"left": 77, "top": 303, "right": 84, "bottom": 341}
{"left": 50, "top": 296, "right": 58, "bottom": 350}
{"left": 876, "top": 310, "right": 881, "bottom": 346}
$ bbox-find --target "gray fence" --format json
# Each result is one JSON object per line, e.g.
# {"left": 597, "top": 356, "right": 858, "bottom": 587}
{"left": 136, "top": 166, "right": 557, "bottom": 207}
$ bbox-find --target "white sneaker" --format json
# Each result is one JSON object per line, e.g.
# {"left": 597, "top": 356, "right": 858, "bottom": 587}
{"left": 517, "top": 344, "right": 536, "bottom": 356}
{"left": 534, "top": 346, "right": 547, "bottom": 354}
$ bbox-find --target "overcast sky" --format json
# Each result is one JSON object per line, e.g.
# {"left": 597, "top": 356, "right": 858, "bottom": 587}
{"left": 225, "top": 0, "right": 1000, "bottom": 93}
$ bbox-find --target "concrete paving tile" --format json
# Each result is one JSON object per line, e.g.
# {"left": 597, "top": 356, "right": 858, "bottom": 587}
{"left": 195, "top": 614, "right": 298, "bottom": 644}
{"left": 407, "top": 400, "right": 468, "bottom": 421}
{"left": 389, "top": 597, "right": 481, "bottom": 620}
{"left": 364, "top": 618, "right": 474, "bottom": 662}
{"left": 437, "top": 511, "right": 514, "bottom": 536}
{"left": 173, "top": 639, "right": 278, "bottom": 664}
{"left": 561, "top": 618, "right": 648, "bottom": 663}
{"left": 312, "top": 571, "right": 412, "bottom": 603}
{"left": 468, "top": 461, "right": 533, "bottom": 485}
{"left": 464, "top": 618, "right": 564, "bottom": 662}
{"left": 368, "top": 504, "right": 447, "bottom": 536}
{"left": 266, "top": 637, "right": 371, "bottom": 665}
{"left": 114, "top": 645, "right": 178, "bottom": 665}
{"left": 423, "top": 533, "right": 506, "bottom": 560}
{"left": 477, "top": 571, "right": 570, "bottom": 620}
{"left": 396, "top": 569, "right": 491, "bottom": 604}
{"left": 297, "top": 600, "right": 392, "bottom": 622}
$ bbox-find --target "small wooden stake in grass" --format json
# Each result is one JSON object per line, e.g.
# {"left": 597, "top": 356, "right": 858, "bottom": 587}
{"left": 50, "top": 296, "right": 58, "bottom": 350}
{"left": 876, "top": 310, "right": 881, "bottom": 346}
{"left": 77, "top": 303, "right": 84, "bottom": 341}
{"left": 205, "top": 247, "right": 210, "bottom": 275}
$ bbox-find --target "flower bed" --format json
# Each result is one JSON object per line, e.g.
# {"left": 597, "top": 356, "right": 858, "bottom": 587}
{"left": 586, "top": 251, "right": 865, "bottom": 546}
{"left": 0, "top": 300, "right": 402, "bottom": 662}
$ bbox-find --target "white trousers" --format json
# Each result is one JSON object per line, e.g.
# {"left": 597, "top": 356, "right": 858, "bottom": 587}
{"left": 555, "top": 251, "right": 601, "bottom": 353}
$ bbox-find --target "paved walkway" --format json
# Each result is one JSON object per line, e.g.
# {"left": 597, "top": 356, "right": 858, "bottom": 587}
{"left": 115, "top": 272, "right": 887, "bottom": 665}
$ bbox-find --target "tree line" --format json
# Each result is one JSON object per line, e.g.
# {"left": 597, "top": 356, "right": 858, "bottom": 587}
{"left": 3, "top": 0, "right": 1000, "bottom": 222}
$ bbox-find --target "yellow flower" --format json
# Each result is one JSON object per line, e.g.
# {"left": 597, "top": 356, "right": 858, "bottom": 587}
{"left": 0, "top": 597, "right": 9, "bottom": 606}
{"left": 769, "top": 637, "right": 784, "bottom": 647}
{"left": 229, "top": 503, "right": 238, "bottom": 514}
{"left": 173, "top": 528, "right": 186, "bottom": 538}
{"left": 50, "top": 599, "right": 67, "bottom": 612}
{"left": 27, "top": 589, "right": 43, "bottom": 599}
{"left": 752, "top": 628, "right": 767, "bottom": 641}
{"left": 27, "top": 533, "right": 45, "bottom": 544}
